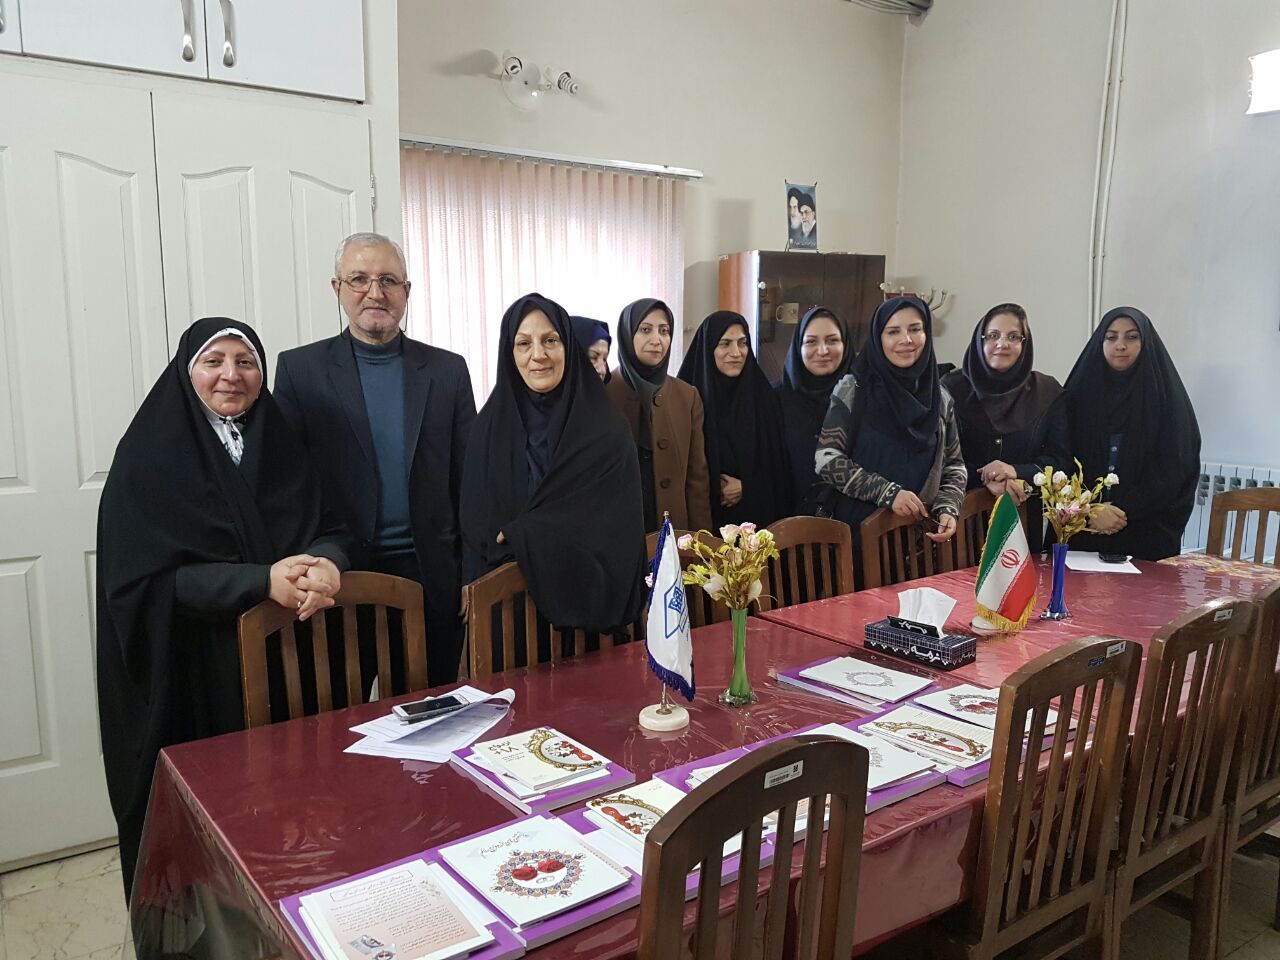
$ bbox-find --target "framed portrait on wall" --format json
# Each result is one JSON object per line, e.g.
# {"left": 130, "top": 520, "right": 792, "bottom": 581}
{"left": 785, "top": 181, "right": 817, "bottom": 251}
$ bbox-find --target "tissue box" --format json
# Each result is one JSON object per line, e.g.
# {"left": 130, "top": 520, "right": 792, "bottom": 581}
{"left": 864, "top": 617, "right": 977, "bottom": 671}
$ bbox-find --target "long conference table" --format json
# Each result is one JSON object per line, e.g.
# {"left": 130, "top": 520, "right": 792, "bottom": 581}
{"left": 130, "top": 556, "right": 1276, "bottom": 959}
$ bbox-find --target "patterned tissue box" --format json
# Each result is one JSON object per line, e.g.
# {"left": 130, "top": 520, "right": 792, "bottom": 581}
{"left": 864, "top": 616, "right": 977, "bottom": 671}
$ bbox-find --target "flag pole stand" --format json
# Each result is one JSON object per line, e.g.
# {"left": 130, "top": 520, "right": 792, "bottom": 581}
{"left": 639, "top": 684, "right": 689, "bottom": 731}
{"left": 970, "top": 614, "right": 1001, "bottom": 635}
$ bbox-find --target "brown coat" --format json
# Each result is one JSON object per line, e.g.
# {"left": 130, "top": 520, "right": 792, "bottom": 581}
{"left": 605, "top": 373, "right": 713, "bottom": 533}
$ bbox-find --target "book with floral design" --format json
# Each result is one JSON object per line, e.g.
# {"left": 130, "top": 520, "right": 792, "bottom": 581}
{"left": 793, "top": 656, "right": 933, "bottom": 708}
{"left": 470, "top": 728, "right": 610, "bottom": 792}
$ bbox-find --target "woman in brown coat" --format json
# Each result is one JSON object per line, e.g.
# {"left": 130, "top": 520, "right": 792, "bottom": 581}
{"left": 605, "top": 298, "right": 713, "bottom": 533}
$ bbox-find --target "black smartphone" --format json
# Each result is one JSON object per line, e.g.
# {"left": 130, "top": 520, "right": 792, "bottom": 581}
{"left": 1098, "top": 552, "right": 1129, "bottom": 564}
{"left": 392, "top": 694, "right": 466, "bottom": 723}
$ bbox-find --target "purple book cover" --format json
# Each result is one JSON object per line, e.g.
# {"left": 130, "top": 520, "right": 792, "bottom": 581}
{"left": 436, "top": 814, "right": 643, "bottom": 950}
{"left": 449, "top": 748, "right": 634, "bottom": 815}
{"left": 279, "top": 849, "right": 526, "bottom": 960}
{"left": 777, "top": 656, "right": 939, "bottom": 709}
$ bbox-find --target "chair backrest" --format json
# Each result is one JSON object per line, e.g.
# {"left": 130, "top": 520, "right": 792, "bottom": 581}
{"left": 1230, "top": 582, "right": 1280, "bottom": 805}
{"left": 1119, "top": 597, "right": 1257, "bottom": 864}
{"left": 859, "top": 507, "right": 956, "bottom": 590}
{"left": 644, "top": 529, "right": 729, "bottom": 630}
{"left": 1206, "top": 488, "right": 1280, "bottom": 566}
{"left": 637, "top": 736, "right": 868, "bottom": 960}
{"left": 970, "top": 635, "right": 1140, "bottom": 952}
{"left": 759, "top": 516, "right": 854, "bottom": 611}
{"left": 237, "top": 571, "right": 427, "bottom": 729}
{"left": 463, "top": 560, "right": 625, "bottom": 678}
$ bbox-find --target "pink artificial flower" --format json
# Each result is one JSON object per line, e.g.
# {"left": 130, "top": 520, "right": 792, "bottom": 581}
{"left": 677, "top": 533, "right": 694, "bottom": 550}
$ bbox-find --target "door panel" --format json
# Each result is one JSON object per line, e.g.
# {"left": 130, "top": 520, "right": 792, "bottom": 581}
{"left": 153, "top": 89, "right": 371, "bottom": 367}
{"left": 0, "top": 74, "right": 168, "bottom": 866}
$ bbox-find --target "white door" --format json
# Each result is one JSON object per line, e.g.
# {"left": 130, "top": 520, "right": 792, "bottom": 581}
{"left": 152, "top": 89, "right": 372, "bottom": 366}
{"left": 205, "top": 0, "right": 365, "bottom": 101}
{"left": 19, "top": 0, "right": 209, "bottom": 79}
{"left": 0, "top": 74, "right": 169, "bottom": 866}
{"left": 0, "top": 0, "right": 22, "bottom": 55}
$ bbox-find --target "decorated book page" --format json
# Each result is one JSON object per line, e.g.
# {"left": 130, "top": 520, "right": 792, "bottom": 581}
{"left": 439, "top": 817, "right": 630, "bottom": 929}
{"left": 805, "top": 723, "right": 936, "bottom": 792}
{"left": 464, "top": 748, "right": 611, "bottom": 801}
{"left": 472, "top": 728, "right": 608, "bottom": 792}
{"left": 915, "top": 684, "right": 1067, "bottom": 732}
{"left": 865, "top": 705, "right": 995, "bottom": 768}
{"left": 298, "top": 859, "right": 494, "bottom": 960}
{"left": 798, "top": 657, "right": 931, "bottom": 703}
{"left": 584, "top": 779, "right": 687, "bottom": 847}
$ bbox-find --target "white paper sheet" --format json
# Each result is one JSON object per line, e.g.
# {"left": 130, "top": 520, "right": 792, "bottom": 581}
{"left": 344, "top": 689, "right": 515, "bottom": 763}
{"left": 1064, "top": 551, "right": 1141, "bottom": 574}
{"left": 350, "top": 687, "right": 514, "bottom": 742}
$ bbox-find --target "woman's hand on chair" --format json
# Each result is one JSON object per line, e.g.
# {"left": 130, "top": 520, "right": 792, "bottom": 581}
{"left": 268, "top": 556, "right": 312, "bottom": 610}
{"left": 926, "top": 512, "right": 957, "bottom": 543}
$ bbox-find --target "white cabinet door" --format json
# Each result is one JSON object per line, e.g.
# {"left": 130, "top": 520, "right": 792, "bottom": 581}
{"left": 0, "top": 74, "right": 169, "bottom": 866}
{"left": 152, "top": 89, "right": 372, "bottom": 367}
{"left": 19, "top": 0, "right": 208, "bottom": 78}
{"left": 0, "top": 0, "right": 22, "bottom": 55}
{"left": 205, "top": 0, "right": 365, "bottom": 101}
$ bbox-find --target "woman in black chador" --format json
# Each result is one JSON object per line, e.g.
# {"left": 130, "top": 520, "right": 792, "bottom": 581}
{"left": 678, "top": 311, "right": 792, "bottom": 529}
{"left": 1063, "top": 306, "right": 1200, "bottom": 561}
{"left": 461, "top": 293, "right": 646, "bottom": 632}
{"left": 97, "top": 317, "right": 350, "bottom": 898}
{"left": 942, "top": 303, "right": 1069, "bottom": 552}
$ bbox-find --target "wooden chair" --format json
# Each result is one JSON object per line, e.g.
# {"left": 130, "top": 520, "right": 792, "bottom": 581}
{"left": 1206, "top": 487, "right": 1280, "bottom": 566}
{"left": 1107, "top": 597, "right": 1257, "bottom": 958}
{"left": 758, "top": 516, "right": 854, "bottom": 612}
{"left": 900, "top": 635, "right": 1140, "bottom": 959}
{"left": 645, "top": 529, "right": 729, "bottom": 630}
{"left": 637, "top": 735, "right": 868, "bottom": 960}
{"left": 462, "top": 560, "right": 628, "bottom": 679}
{"left": 237, "top": 571, "right": 427, "bottom": 729}
{"left": 1218, "top": 582, "right": 1280, "bottom": 942}
{"left": 859, "top": 507, "right": 956, "bottom": 590}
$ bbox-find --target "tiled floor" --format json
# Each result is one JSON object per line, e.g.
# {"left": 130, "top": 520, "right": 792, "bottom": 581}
{"left": 3, "top": 843, "right": 1280, "bottom": 959}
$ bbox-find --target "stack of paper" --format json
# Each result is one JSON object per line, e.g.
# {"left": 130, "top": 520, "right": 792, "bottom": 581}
{"left": 293, "top": 858, "right": 521, "bottom": 960}
{"left": 450, "top": 727, "right": 633, "bottom": 815}
{"left": 805, "top": 723, "right": 941, "bottom": 812}
{"left": 345, "top": 686, "right": 515, "bottom": 764}
{"left": 439, "top": 816, "right": 635, "bottom": 949}
{"left": 780, "top": 655, "right": 933, "bottom": 710}
{"left": 863, "top": 704, "right": 995, "bottom": 786}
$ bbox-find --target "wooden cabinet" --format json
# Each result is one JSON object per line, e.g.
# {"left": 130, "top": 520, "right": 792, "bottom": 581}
{"left": 16, "top": 0, "right": 364, "bottom": 100}
{"left": 718, "top": 250, "right": 886, "bottom": 383}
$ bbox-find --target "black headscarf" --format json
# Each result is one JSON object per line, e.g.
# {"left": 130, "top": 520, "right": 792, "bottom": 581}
{"left": 951, "top": 304, "right": 1062, "bottom": 435}
{"left": 96, "top": 317, "right": 334, "bottom": 894}
{"left": 677, "top": 311, "right": 792, "bottom": 527}
{"left": 776, "top": 307, "right": 855, "bottom": 511}
{"left": 461, "top": 294, "right": 646, "bottom": 630}
{"left": 853, "top": 296, "right": 941, "bottom": 449}
{"left": 616, "top": 298, "right": 675, "bottom": 451}
{"left": 569, "top": 315, "right": 612, "bottom": 384}
{"left": 1063, "top": 307, "right": 1200, "bottom": 560}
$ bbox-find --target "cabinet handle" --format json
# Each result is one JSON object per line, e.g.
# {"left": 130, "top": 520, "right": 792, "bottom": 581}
{"left": 179, "top": 0, "right": 195, "bottom": 61}
{"left": 0, "top": 0, "right": 7, "bottom": 34}
{"left": 219, "top": 0, "right": 237, "bottom": 68}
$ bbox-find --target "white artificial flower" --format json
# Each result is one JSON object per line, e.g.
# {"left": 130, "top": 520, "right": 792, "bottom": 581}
{"left": 1079, "top": 489, "right": 1092, "bottom": 504}
{"left": 748, "top": 579, "right": 763, "bottom": 602}
{"left": 1052, "top": 470, "right": 1068, "bottom": 486}
{"left": 739, "top": 522, "right": 757, "bottom": 534}
{"left": 1105, "top": 473, "right": 1119, "bottom": 487}
{"left": 1033, "top": 472, "right": 1046, "bottom": 487}
{"left": 677, "top": 533, "right": 694, "bottom": 550}
{"left": 719, "top": 524, "right": 741, "bottom": 544}
{"left": 702, "top": 574, "right": 727, "bottom": 597}
{"left": 645, "top": 573, "right": 654, "bottom": 589}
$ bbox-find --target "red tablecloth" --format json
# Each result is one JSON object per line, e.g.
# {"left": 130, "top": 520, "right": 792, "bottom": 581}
{"left": 131, "top": 619, "right": 984, "bottom": 959}
{"left": 758, "top": 558, "right": 1275, "bottom": 688}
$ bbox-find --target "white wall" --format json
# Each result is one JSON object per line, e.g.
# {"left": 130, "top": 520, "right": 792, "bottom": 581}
{"left": 398, "top": 0, "right": 905, "bottom": 334}
{"left": 897, "top": 0, "right": 1280, "bottom": 467}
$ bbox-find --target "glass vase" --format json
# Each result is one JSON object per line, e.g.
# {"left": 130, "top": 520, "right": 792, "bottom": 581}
{"left": 720, "top": 607, "right": 756, "bottom": 706}
{"left": 1041, "top": 542, "right": 1071, "bottom": 620}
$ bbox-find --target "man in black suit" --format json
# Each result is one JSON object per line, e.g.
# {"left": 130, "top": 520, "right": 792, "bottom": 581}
{"left": 275, "top": 232, "right": 475, "bottom": 685}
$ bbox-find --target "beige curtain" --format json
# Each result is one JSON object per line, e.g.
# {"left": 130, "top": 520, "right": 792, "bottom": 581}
{"left": 401, "top": 147, "right": 686, "bottom": 404}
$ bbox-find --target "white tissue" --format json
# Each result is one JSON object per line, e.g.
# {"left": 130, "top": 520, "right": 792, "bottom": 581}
{"left": 896, "top": 586, "right": 956, "bottom": 631}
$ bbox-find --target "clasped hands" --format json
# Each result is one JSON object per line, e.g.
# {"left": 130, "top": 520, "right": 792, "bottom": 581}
{"left": 268, "top": 554, "right": 341, "bottom": 621}
{"left": 979, "top": 460, "right": 1029, "bottom": 505}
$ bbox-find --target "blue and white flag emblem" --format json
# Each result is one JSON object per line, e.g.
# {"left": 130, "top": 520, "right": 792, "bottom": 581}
{"left": 645, "top": 519, "right": 695, "bottom": 700}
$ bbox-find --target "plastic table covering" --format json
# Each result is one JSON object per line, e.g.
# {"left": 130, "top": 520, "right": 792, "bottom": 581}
{"left": 758, "top": 558, "right": 1276, "bottom": 688}
{"left": 132, "top": 618, "right": 991, "bottom": 959}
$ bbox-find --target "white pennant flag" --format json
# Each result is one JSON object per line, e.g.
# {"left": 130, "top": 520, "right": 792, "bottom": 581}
{"left": 645, "top": 519, "right": 695, "bottom": 700}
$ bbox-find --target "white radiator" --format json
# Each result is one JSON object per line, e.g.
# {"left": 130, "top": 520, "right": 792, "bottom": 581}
{"left": 1182, "top": 461, "right": 1279, "bottom": 561}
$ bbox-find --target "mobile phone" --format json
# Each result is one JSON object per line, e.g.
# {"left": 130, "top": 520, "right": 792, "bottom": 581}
{"left": 393, "top": 694, "right": 466, "bottom": 723}
{"left": 1098, "top": 552, "right": 1129, "bottom": 564}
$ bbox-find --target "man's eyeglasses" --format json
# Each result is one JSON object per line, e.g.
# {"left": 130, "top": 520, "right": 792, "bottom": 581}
{"left": 340, "top": 275, "right": 408, "bottom": 294}
{"left": 980, "top": 332, "right": 1026, "bottom": 345}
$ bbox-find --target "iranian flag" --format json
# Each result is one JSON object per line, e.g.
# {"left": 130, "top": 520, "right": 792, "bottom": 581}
{"left": 974, "top": 493, "right": 1037, "bottom": 631}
